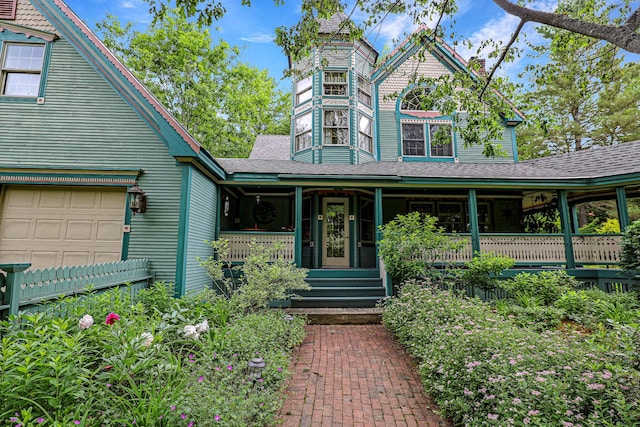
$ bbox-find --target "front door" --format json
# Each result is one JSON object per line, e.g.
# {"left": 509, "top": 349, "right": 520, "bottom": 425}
{"left": 322, "top": 197, "right": 350, "bottom": 267}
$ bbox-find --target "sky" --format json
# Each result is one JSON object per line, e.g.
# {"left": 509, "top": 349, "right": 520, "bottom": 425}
{"left": 61, "top": 0, "right": 636, "bottom": 90}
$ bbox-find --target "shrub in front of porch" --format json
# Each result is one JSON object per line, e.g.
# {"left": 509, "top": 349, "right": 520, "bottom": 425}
{"left": 383, "top": 281, "right": 640, "bottom": 426}
{"left": 620, "top": 219, "right": 640, "bottom": 273}
{"left": 0, "top": 282, "right": 305, "bottom": 426}
{"left": 199, "top": 238, "right": 310, "bottom": 312}
{"left": 378, "top": 212, "right": 466, "bottom": 282}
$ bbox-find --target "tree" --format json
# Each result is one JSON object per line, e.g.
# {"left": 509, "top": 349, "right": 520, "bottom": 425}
{"left": 96, "top": 11, "right": 290, "bottom": 158}
{"left": 516, "top": 0, "right": 640, "bottom": 159}
{"left": 143, "top": 0, "right": 639, "bottom": 158}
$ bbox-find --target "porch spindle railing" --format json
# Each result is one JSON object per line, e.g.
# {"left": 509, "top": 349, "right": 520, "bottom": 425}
{"left": 219, "top": 232, "right": 295, "bottom": 262}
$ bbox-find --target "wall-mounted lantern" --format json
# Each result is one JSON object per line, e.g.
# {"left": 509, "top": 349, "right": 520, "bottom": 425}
{"left": 127, "top": 185, "right": 147, "bottom": 215}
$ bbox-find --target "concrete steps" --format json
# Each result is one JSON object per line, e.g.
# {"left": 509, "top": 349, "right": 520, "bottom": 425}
{"left": 285, "top": 307, "right": 383, "bottom": 324}
{"left": 291, "top": 275, "right": 386, "bottom": 308}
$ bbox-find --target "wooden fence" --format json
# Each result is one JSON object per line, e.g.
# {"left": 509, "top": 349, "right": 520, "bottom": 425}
{"left": 0, "top": 259, "right": 152, "bottom": 318}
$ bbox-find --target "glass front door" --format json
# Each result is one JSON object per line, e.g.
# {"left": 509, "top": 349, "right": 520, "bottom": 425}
{"left": 322, "top": 197, "right": 350, "bottom": 267}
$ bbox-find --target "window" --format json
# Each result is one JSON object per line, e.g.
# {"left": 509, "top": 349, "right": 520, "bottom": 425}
{"left": 429, "top": 124, "right": 453, "bottom": 157}
{"left": 358, "top": 115, "right": 372, "bottom": 152}
{"left": 0, "top": 0, "right": 17, "bottom": 20}
{"left": 401, "top": 87, "right": 434, "bottom": 111}
{"left": 1, "top": 43, "right": 45, "bottom": 97}
{"left": 295, "top": 112, "right": 312, "bottom": 151}
{"left": 324, "top": 110, "right": 348, "bottom": 145}
{"left": 296, "top": 75, "right": 312, "bottom": 104}
{"left": 402, "top": 123, "right": 425, "bottom": 156}
{"left": 357, "top": 76, "right": 371, "bottom": 105}
{"left": 323, "top": 71, "right": 347, "bottom": 96}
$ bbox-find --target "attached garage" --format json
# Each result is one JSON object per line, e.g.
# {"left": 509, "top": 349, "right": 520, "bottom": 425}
{"left": 0, "top": 186, "right": 127, "bottom": 269}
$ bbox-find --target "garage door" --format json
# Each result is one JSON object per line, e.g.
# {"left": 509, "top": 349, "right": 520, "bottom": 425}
{"left": 0, "top": 186, "right": 126, "bottom": 269}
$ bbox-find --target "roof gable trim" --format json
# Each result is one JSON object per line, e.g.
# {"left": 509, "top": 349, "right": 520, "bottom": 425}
{"left": 0, "top": 20, "right": 57, "bottom": 41}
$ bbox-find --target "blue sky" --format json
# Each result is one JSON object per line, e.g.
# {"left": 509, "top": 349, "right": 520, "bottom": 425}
{"left": 61, "top": 0, "right": 635, "bottom": 89}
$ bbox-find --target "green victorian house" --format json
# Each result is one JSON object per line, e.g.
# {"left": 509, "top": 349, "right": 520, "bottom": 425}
{"left": 1, "top": 2, "right": 639, "bottom": 308}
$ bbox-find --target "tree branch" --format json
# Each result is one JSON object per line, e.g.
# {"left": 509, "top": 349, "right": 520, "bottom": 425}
{"left": 479, "top": 19, "right": 525, "bottom": 99}
{"left": 492, "top": 0, "right": 640, "bottom": 53}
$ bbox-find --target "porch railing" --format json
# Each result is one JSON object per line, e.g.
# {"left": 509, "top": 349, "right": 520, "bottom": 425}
{"left": 572, "top": 234, "right": 621, "bottom": 264}
{"left": 219, "top": 232, "right": 295, "bottom": 262}
{"left": 1, "top": 259, "right": 152, "bottom": 318}
{"left": 480, "top": 234, "right": 566, "bottom": 264}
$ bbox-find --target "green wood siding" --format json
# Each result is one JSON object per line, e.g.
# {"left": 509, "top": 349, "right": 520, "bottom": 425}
{"left": 185, "top": 168, "right": 217, "bottom": 293}
{"left": 378, "top": 110, "right": 399, "bottom": 161}
{"left": 293, "top": 149, "right": 314, "bottom": 163}
{"left": 0, "top": 37, "right": 183, "bottom": 284}
{"left": 455, "top": 125, "right": 515, "bottom": 162}
{"left": 358, "top": 150, "right": 375, "bottom": 163}
{"left": 321, "top": 146, "right": 352, "bottom": 164}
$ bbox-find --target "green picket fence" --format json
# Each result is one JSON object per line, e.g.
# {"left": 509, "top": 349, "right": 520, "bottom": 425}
{"left": 0, "top": 259, "right": 152, "bottom": 318}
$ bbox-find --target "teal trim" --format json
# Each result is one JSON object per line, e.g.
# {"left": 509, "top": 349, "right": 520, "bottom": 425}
{"left": 374, "top": 188, "right": 383, "bottom": 269}
{"left": 571, "top": 205, "right": 580, "bottom": 234}
{"left": 295, "top": 186, "right": 303, "bottom": 266}
{"left": 352, "top": 193, "right": 358, "bottom": 268}
{"left": 510, "top": 126, "right": 519, "bottom": 162}
{"left": 374, "top": 82, "right": 381, "bottom": 161}
{"left": 616, "top": 186, "right": 630, "bottom": 230}
{"left": 121, "top": 204, "right": 132, "bottom": 260}
{"left": 175, "top": 165, "right": 193, "bottom": 298}
{"left": 558, "top": 190, "right": 575, "bottom": 269}
{"left": 306, "top": 268, "right": 379, "bottom": 279}
{"left": 314, "top": 193, "right": 321, "bottom": 267}
{"left": 468, "top": 189, "right": 480, "bottom": 254}
{"left": 215, "top": 186, "right": 221, "bottom": 240}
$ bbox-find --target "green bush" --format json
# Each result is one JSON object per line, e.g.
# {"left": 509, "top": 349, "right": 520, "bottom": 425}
{"left": 620, "top": 219, "right": 640, "bottom": 272}
{"left": 460, "top": 252, "right": 515, "bottom": 291}
{"left": 498, "top": 270, "right": 580, "bottom": 306}
{"left": 555, "top": 288, "right": 640, "bottom": 326}
{"left": 0, "top": 283, "right": 306, "bottom": 426}
{"left": 200, "top": 239, "right": 310, "bottom": 312}
{"left": 383, "top": 281, "right": 640, "bottom": 426}
{"left": 378, "top": 212, "right": 466, "bottom": 282}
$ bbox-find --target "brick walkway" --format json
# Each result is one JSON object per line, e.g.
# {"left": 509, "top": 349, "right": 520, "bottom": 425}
{"left": 278, "top": 325, "right": 452, "bottom": 427}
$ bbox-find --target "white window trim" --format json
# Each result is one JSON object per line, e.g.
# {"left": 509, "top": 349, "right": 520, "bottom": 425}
{"left": 401, "top": 122, "right": 426, "bottom": 157}
{"left": 323, "top": 71, "right": 348, "bottom": 96}
{"left": 296, "top": 75, "right": 312, "bottom": 104}
{"left": 1, "top": 42, "right": 46, "bottom": 98}
{"left": 323, "top": 109, "right": 349, "bottom": 145}
{"left": 358, "top": 114, "right": 372, "bottom": 153}
{"left": 295, "top": 112, "right": 312, "bottom": 152}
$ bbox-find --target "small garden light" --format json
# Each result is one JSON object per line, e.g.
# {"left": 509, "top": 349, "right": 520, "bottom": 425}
{"left": 283, "top": 314, "right": 294, "bottom": 323}
{"left": 248, "top": 357, "right": 266, "bottom": 381}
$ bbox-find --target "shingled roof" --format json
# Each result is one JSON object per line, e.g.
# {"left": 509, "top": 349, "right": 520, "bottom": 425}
{"left": 220, "top": 141, "right": 640, "bottom": 182}
{"left": 250, "top": 135, "right": 290, "bottom": 160}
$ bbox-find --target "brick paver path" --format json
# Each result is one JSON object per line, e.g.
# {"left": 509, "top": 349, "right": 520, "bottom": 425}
{"left": 278, "top": 325, "right": 452, "bottom": 427}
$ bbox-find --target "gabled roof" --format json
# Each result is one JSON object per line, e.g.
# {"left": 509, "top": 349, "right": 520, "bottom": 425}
{"left": 372, "top": 25, "right": 525, "bottom": 122}
{"left": 27, "top": 0, "right": 225, "bottom": 179}
{"left": 250, "top": 135, "right": 290, "bottom": 160}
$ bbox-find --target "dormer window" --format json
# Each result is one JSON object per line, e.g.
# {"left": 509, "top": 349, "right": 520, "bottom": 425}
{"left": 0, "top": 0, "right": 17, "bottom": 20}
{"left": 296, "top": 75, "right": 312, "bottom": 104}
{"left": 1, "top": 43, "right": 45, "bottom": 97}
{"left": 323, "top": 71, "right": 347, "bottom": 96}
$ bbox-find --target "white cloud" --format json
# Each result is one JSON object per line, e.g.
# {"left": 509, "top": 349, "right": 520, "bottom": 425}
{"left": 240, "top": 32, "right": 275, "bottom": 43}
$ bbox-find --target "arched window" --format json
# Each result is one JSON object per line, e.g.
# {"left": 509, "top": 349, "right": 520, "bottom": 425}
{"left": 400, "top": 87, "right": 434, "bottom": 111}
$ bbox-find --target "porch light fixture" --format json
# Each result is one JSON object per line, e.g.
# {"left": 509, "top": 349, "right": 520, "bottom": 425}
{"left": 248, "top": 357, "right": 266, "bottom": 381}
{"left": 127, "top": 185, "right": 147, "bottom": 215}
{"left": 256, "top": 195, "right": 261, "bottom": 205}
{"left": 224, "top": 195, "right": 230, "bottom": 217}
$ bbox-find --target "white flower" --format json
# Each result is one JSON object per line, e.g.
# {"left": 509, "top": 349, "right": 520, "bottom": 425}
{"left": 140, "top": 332, "right": 154, "bottom": 347}
{"left": 183, "top": 325, "right": 200, "bottom": 340}
{"left": 79, "top": 314, "right": 94, "bottom": 330}
{"left": 195, "top": 319, "right": 209, "bottom": 333}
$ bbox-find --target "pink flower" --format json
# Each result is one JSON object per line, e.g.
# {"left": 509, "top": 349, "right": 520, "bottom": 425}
{"left": 277, "top": 367, "right": 282, "bottom": 372}
{"left": 181, "top": 414, "right": 186, "bottom": 420}
{"left": 523, "top": 418, "right": 530, "bottom": 425}
{"left": 527, "top": 410, "right": 540, "bottom": 416}
{"left": 227, "top": 365, "right": 233, "bottom": 371}
{"left": 513, "top": 398, "right": 522, "bottom": 404}
{"left": 188, "top": 423, "right": 194, "bottom": 427}
{"left": 36, "top": 419, "right": 44, "bottom": 424}
{"left": 198, "top": 376, "right": 204, "bottom": 382}
{"left": 487, "top": 413, "right": 498, "bottom": 420}
{"left": 74, "top": 421, "right": 81, "bottom": 425}
{"left": 105, "top": 312, "right": 120, "bottom": 325}
{"left": 588, "top": 383, "right": 605, "bottom": 390}
{"left": 215, "top": 415, "right": 221, "bottom": 421}
{"left": 531, "top": 390, "right": 541, "bottom": 396}
{"left": 79, "top": 314, "right": 94, "bottom": 330}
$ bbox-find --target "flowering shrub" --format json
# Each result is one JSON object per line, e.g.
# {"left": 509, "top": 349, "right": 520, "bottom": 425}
{"left": 0, "top": 282, "right": 305, "bottom": 426}
{"left": 383, "top": 281, "right": 640, "bottom": 426}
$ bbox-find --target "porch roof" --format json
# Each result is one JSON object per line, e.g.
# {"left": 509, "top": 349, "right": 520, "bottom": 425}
{"left": 231, "top": 140, "right": 640, "bottom": 185}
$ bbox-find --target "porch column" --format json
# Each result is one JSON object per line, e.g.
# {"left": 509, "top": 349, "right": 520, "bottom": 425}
{"left": 571, "top": 204, "right": 580, "bottom": 234}
{"left": 468, "top": 189, "right": 481, "bottom": 255}
{"left": 616, "top": 186, "right": 630, "bottom": 231}
{"left": 374, "top": 188, "right": 383, "bottom": 269}
{"left": 294, "top": 186, "right": 303, "bottom": 267}
{"left": 558, "top": 190, "right": 575, "bottom": 269}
